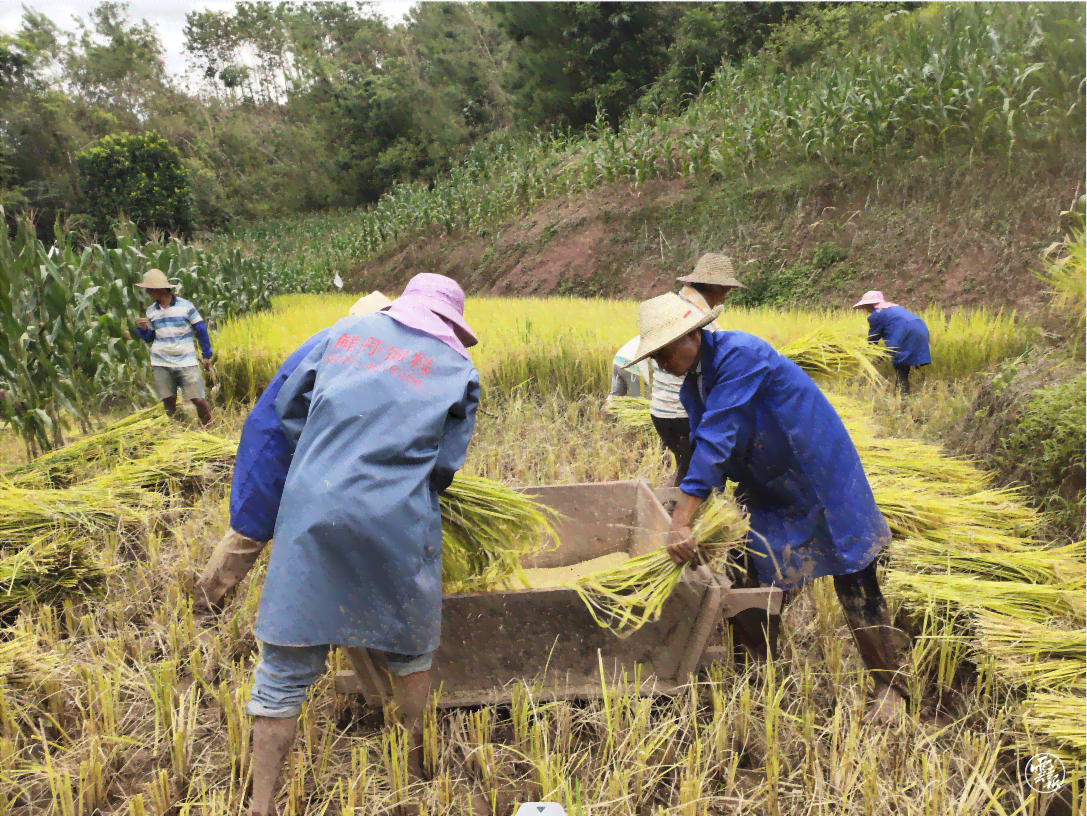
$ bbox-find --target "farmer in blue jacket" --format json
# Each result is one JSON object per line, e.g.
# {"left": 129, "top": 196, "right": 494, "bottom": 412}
{"left": 245, "top": 274, "right": 480, "bottom": 816}
{"left": 853, "top": 290, "right": 931, "bottom": 396}
{"left": 626, "top": 293, "right": 910, "bottom": 726}
{"left": 191, "top": 292, "right": 392, "bottom": 614}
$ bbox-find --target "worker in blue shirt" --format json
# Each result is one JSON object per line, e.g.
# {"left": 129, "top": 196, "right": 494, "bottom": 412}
{"left": 853, "top": 290, "right": 931, "bottom": 396}
{"left": 625, "top": 293, "right": 911, "bottom": 726}
{"left": 191, "top": 292, "right": 392, "bottom": 614}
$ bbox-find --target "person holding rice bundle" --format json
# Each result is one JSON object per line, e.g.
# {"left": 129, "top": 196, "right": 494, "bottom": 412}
{"left": 852, "top": 290, "right": 931, "bottom": 396}
{"left": 626, "top": 293, "right": 911, "bottom": 725}
{"left": 244, "top": 274, "right": 479, "bottom": 816}
{"left": 191, "top": 291, "right": 392, "bottom": 615}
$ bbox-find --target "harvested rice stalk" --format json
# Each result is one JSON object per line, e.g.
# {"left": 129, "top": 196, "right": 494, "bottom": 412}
{"left": 0, "top": 630, "right": 62, "bottom": 688}
{"left": 87, "top": 433, "right": 238, "bottom": 494}
{"left": 1019, "top": 692, "right": 1087, "bottom": 759}
{"left": 440, "top": 475, "right": 558, "bottom": 593}
{"left": 606, "top": 397, "right": 653, "bottom": 429}
{"left": 573, "top": 492, "right": 748, "bottom": 638}
{"left": 0, "top": 533, "right": 109, "bottom": 612}
{"left": 975, "top": 614, "right": 1086, "bottom": 692}
{"left": 886, "top": 572, "right": 1085, "bottom": 624}
{"left": 0, "top": 483, "right": 161, "bottom": 553}
{"left": 2, "top": 406, "right": 168, "bottom": 488}
{"left": 891, "top": 539, "right": 1075, "bottom": 585}
{"left": 777, "top": 327, "right": 888, "bottom": 384}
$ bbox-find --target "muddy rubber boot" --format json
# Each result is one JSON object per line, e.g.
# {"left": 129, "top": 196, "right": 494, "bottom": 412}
{"left": 248, "top": 716, "right": 298, "bottom": 816}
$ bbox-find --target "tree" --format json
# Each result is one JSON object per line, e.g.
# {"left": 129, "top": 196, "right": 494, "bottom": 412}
{"left": 493, "top": 2, "right": 680, "bottom": 129}
{"left": 76, "top": 132, "right": 193, "bottom": 239}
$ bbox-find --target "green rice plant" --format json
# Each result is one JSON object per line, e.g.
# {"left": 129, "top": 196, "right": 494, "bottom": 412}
{"left": 0, "top": 534, "right": 109, "bottom": 613}
{"left": 440, "top": 474, "right": 558, "bottom": 593}
{"left": 573, "top": 492, "right": 748, "bottom": 637}
{"left": 1037, "top": 225, "right": 1086, "bottom": 349}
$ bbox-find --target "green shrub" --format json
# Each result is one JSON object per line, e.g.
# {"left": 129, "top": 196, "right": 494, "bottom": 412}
{"left": 1000, "top": 374, "right": 1086, "bottom": 539}
{"left": 75, "top": 132, "right": 193, "bottom": 239}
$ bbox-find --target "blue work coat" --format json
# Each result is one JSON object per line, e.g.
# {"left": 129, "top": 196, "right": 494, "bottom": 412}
{"left": 680, "top": 330, "right": 890, "bottom": 590}
{"left": 867, "top": 306, "right": 931, "bottom": 367}
{"left": 229, "top": 329, "right": 332, "bottom": 541}
{"left": 254, "top": 314, "right": 480, "bottom": 654}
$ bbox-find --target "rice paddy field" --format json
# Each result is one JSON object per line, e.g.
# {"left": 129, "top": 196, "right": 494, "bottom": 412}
{"left": 0, "top": 294, "right": 1082, "bottom": 816}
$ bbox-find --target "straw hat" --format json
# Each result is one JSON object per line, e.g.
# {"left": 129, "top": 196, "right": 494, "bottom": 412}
{"left": 852, "top": 290, "right": 885, "bottom": 309}
{"left": 676, "top": 253, "right": 748, "bottom": 289}
{"left": 135, "top": 269, "right": 172, "bottom": 289}
{"left": 624, "top": 293, "right": 724, "bottom": 367}
{"left": 348, "top": 291, "right": 392, "bottom": 316}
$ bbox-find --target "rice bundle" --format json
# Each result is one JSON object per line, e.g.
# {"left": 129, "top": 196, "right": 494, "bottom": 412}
{"left": 0, "top": 533, "right": 109, "bottom": 613}
{"left": 87, "top": 432, "right": 238, "bottom": 494}
{"left": 0, "top": 483, "right": 161, "bottom": 554}
{"left": 886, "top": 573, "right": 1084, "bottom": 624}
{"left": 777, "top": 327, "right": 889, "bottom": 384}
{"left": 0, "top": 630, "right": 62, "bottom": 688}
{"left": 440, "top": 474, "right": 558, "bottom": 593}
{"left": 573, "top": 492, "right": 748, "bottom": 637}
{"left": 2, "top": 406, "right": 168, "bottom": 488}
{"left": 1019, "top": 693, "right": 1087, "bottom": 759}
{"left": 605, "top": 397, "right": 653, "bottom": 429}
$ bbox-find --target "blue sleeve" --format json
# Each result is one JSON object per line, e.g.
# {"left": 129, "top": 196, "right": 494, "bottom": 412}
{"left": 192, "top": 321, "right": 213, "bottom": 359}
{"left": 274, "top": 338, "right": 328, "bottom": 449}
{"left": 680, "top": 347, "right": 772, "bottom": 499}
{"left": 431, "top": 371, "right": 481, "bottom": 493}
{"left": 867, "top": 312, "right": 883, "bottom": 345}
{"left": 135, "top": 326, "right": 155, "bottom": 343}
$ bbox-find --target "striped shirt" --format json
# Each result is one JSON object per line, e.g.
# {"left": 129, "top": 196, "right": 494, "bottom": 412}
{"left": 142, "top": 296, "right": 211, "bottom": 367}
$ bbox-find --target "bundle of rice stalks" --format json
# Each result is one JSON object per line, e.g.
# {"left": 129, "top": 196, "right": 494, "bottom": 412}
{"left": 606, "top": 397, "right": 653, "bottom": 429}
{"left": 974, "top": 614, "right": 1086, "bottom": 692}
{"left": 0, "top": 483, "right": 161, "bottom": 553}
{"left": 87, "top": 432, "right": 238, "bottom": 495}
{"left": 895, "top": 539, "right": 1076, "bottom": 584}
{"left": 0, "top": 533, "right": 109, "bottom": 613}
{"left": 2, "top": 406, "right": 168, "bottom": 488}
{"left": 886, "top": 573, "right": 1085, "bottom": 624}
{"left": 869, "top": 477, "right": 1038, "bottom": 541}
{"left": 0, "top": 630, "right": 62, "bottom": 688}
{"left": 777, "top": 327, "right": 889, "bottom": 384}
{"left": 856, "top": 439, "right": 991, "bottom": 493}
{"left": 573, "top": 492, "right": 748, "bottom": 638}
{"left": 1019, "top": 692, "right": 1087, "bottom": 759}
{"left": 440, "top": 474, "right": 558, "bottom": 593}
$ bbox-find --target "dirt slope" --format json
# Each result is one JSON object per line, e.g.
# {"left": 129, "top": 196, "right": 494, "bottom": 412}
{"left": 344, "top": 150, "right": 1084, "bottom": 317}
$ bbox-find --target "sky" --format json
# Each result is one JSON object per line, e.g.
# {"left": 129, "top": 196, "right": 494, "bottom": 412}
{"left": 0, "top": 1, "right": 416, "bottom": 77}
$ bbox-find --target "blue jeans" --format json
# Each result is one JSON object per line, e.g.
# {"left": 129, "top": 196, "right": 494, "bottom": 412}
{"left": 246, "top": 642, "right": 434, "bottom": 718}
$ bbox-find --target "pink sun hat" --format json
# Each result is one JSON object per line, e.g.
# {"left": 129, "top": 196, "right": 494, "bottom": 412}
{"left": 852, "top": 290, "right": 886, "bottom": 309}
{"left": 380, "top": 273, "right": 478, "bottom": 359}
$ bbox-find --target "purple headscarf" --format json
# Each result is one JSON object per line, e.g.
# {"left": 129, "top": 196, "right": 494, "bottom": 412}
{"left": 380, "top": 273, "right": 477, "bottom": 360}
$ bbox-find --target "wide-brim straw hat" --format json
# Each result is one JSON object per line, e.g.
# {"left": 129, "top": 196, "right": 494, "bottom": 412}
{"left": 348, "top": 291, "right": 392, "bottom": 316}
{"left": 852, "top": 290, "right": 885, "bottom": 309}
{"left": 676, "top": 253, "right": 748, "bottom": 289}
{"left": 624, "top": 293, "right": 724, "bottom": 367}
{"left": 135, "top": 269, "right": 172, "bottom": 289}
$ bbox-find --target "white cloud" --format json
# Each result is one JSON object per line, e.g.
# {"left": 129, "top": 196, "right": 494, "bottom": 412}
{"left": 2, "top": 1, "right": 413, "bottom": 77}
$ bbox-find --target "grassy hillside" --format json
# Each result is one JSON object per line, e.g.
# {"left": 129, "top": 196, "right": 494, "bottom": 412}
{"left": 207, "top": 2, "right": 1085, "bottom": 317}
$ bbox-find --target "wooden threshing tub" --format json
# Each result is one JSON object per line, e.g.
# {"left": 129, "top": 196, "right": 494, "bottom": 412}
{"left": 334, "top": 479, "right": 782, "bottom": 708}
